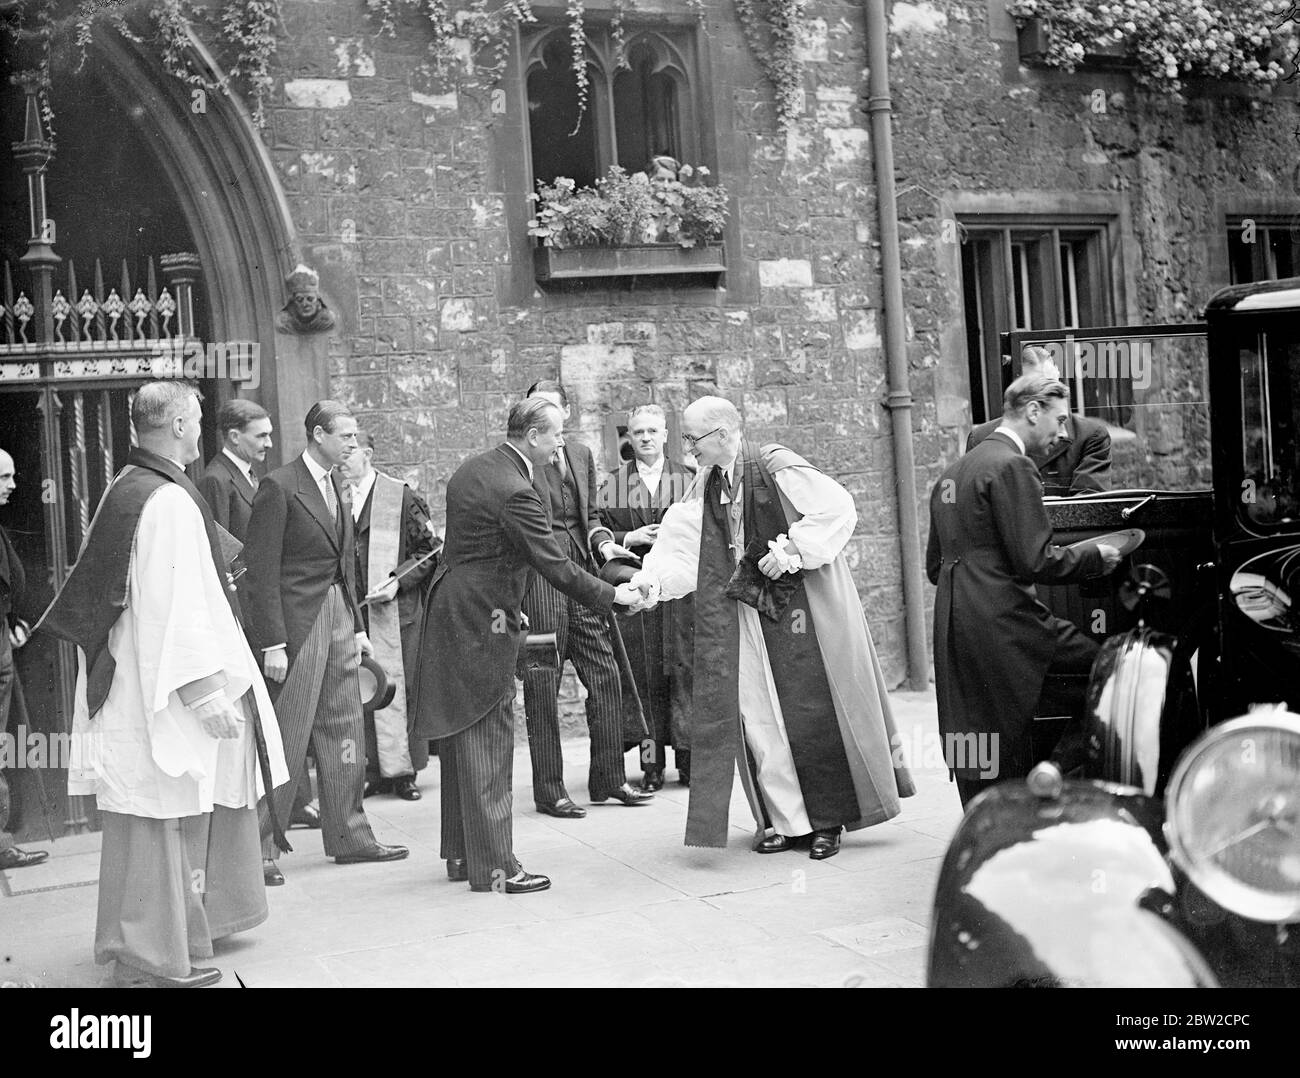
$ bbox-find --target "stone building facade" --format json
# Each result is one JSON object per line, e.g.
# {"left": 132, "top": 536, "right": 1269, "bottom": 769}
{"left": 5, "top": 0, "right": 1298, "bottom": 706}
{"left": 252, "top": 0, "right": 1296, "bottom": 688}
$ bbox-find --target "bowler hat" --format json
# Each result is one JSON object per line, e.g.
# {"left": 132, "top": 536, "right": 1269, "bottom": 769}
{"left": 599, "top": 556, "right": 640, "bottom": 586}
{"left": 358, "top": 654, "right": 396, "bottom": 713}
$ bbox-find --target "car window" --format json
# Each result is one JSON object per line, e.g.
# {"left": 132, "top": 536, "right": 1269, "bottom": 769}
{"left": 1240, "top": 328, "right": 1300, "bottom": 527}
{"left": 1040, "top": 332, "right": 1213, "bottom": 492}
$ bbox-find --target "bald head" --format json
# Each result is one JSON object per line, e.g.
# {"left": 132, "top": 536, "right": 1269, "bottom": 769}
{"left": 681, "top": 395, "right": 742, "bottom": 467}
{"left": 0, "top": 449, "right": 14, "bottom": 506}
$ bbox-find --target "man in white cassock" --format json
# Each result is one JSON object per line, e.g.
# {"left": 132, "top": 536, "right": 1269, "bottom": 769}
{"left": 40, "top": 382, "right": 288, "bottom": 988}
{"left": 631, "top": 397, "right": 914, "bottom": 858}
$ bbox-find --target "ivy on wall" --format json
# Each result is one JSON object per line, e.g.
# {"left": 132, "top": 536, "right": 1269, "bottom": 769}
{"left": 1, "top": 0, "right": 283, "bottom": 130}
{"left": 5, "top": 0, "right": 817, "bottom": 136}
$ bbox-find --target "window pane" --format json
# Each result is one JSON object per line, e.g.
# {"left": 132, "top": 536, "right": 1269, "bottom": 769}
{"left": 1011, "top": 241, "right": 1030, "bottom": 329}
{"left": 528, "top": 39, "right": 600, "bottom": 189}
{"left": 1036, "top": 332, "right": 1211, "bottom": 491}
{"left": 1240, "top": 328, "right": 1300, "bottom": 526}
{"left": 1269, "top": 227, "right": 1297, "bottom": 280}
{"left": 614, "top": 45, "right": 681, "bottom": 172}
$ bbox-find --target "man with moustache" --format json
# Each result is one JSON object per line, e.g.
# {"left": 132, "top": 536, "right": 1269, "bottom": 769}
{"left": 199, "top": 401, "right": 319, "bottom": 832}
{"left": 410, "top": 397, "right": 645, "bottom": 893}
{"left": 243, "top": 401, "right": 408, "bottom": 885}
{"left": 598, "top": 405, "right": 695, "bottom": 790}
{"left": 519, "top": 381, "right": 651, "bottom": 817}
{"left": 630, "top": 397, "right": 914, "bottom": 859}
{"left": 0, "top": 447, "right": 46, "bottom": 871}
{"left": 40, "top": 382, "right": 289, "bottom": 987}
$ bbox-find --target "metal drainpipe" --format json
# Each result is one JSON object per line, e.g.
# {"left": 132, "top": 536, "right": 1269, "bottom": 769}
{"left": 864, "top": 0, "right": 930, "bottom": 690}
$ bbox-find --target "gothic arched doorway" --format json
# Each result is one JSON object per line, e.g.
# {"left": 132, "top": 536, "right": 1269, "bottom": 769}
{"left": 0, "top": 33, "right": 303, "bottom": 839}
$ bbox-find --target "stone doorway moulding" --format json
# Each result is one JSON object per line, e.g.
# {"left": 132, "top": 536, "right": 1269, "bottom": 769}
{"left": 93, "top": 31, "right": 318, "bottom": 467}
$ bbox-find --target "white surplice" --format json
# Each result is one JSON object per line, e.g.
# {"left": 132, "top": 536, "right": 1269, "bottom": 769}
{"left": 68, "top": 482, "right": 289, "bottom": 818}
{"left": 643, "top": 458, "right": 856, "bottom": 835}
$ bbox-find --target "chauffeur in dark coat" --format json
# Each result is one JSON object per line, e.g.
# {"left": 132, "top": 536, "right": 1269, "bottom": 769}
{"left": 409, "top": 398, "right": 640, "bottom": 894}
{"left": 966, "top": 412, "right": 1112, "bottom": 496}
{"left": 966, "top": 345, "right": 1112, "bottom": 496}
{"left": 928, "top": 375, "right": 1121, "bottom": 807}
{"left": 598, "top": 404, "right": 695, "bottom": 790}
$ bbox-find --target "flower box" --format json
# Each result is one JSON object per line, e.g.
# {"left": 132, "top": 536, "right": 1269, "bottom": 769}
{"left": 1017, "top": 16, "right": 1134, "bottom": 70}
{"left": 533, "top": 242, "right": 727, "bottom": 282}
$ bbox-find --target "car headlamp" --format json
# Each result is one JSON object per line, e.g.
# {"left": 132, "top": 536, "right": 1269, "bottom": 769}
{"left": 1165, "top": 706, "right": 1300, "bottom": 923}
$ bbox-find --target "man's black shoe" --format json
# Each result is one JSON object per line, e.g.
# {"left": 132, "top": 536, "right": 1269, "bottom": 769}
{"left": 809, "top": 827, "right": 842, "bottom": 860}
{"left": 393, "top": 776, "right": 421, "bottom": 801}
{"left": 470, "top": 868, "right": 551, "bottom": 894}
{"left": 263, "top": 859, "right": 285, "bottom": 886}
{"left": 0, "top": 846, "right": 49, "bottom": 870}
{"left": 640, "top": 768, "right": 665, "bottom": 792}
{"left": 289, "top": 800, "right": 321, "bottom": 829}
{"left": 754, "top": 833, "right": 799, "bottom": 854}
{"left": 446, "top": 858, "right": 468, "bottom": 882}
{"left": 536, "top": 797, "right": 587, "bottom": 819}
{"left": 592, "top": 783, "right": 654, "bottom": 806}
{"left": 363, "top": 778, "right": 392, "bottom": 798}
{"left": 334, "top": 843, "right": 409, "bottom": 864}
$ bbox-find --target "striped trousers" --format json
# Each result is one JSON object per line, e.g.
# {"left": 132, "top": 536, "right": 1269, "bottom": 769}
{"left": 438, "top": 694, "right": 517, "bottom": 889}
{"left": 259, "top": 585, "right": 376, "bottom": 859}
{"left": 521, "top": 575, "right": 625, "bottom": 804}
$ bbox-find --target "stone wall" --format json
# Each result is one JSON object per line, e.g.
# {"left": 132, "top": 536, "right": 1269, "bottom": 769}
{"left": 264, "top": 0, "right": 910, "bottom": 684}
{"left": 258, "top": 0, "right": 1299, "bottom": 695}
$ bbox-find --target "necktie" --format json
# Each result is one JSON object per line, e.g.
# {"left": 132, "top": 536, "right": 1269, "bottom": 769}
{"left": 555, "top": 449, "right": 567, "bottom": 476}
{"left": 248, "top": 470, "right": 258, "bottom": 491}
{"left": 323, "top": 474, "right": 337, "bottom": 522}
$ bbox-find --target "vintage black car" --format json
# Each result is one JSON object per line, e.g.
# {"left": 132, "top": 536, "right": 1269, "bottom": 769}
{"left": 927, "top": 277, "right": 1300, "bottom": 988}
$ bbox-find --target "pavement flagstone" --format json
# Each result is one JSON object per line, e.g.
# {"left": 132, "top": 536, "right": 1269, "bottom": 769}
{"left": 0, "top": 690, "right": 960, "bottom": 988}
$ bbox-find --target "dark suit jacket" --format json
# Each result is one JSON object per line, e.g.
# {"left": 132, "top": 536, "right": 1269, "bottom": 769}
{"left": 411, "top": 444, "right": 616, "bottom": 740}
{"left": 198, "top": 451, "right": 258, "bottom": 541}
{"left": 242, "top": 454, "right": 363, "bottom": 662}
{"left": 0, "top": 524, "right": 27, "bottom": 632}
{"left": 533, "top": 440, "right": 613, "bottom": 564}
{"left": 354, "top": 477, "right": 438, "bottom": 672}
{"left": 967, "top": 414, "right": 1111, "bottom": 496}
{"left": 927, "top": 432, "right": 1104, "bottom": 763}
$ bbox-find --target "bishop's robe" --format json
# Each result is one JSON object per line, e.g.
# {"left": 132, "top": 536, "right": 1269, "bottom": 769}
{"left": 642, "top": 442, "right": 914, "bottom": 848}
{"left": 65, "top": 478, "right": 289, "bottom": 978}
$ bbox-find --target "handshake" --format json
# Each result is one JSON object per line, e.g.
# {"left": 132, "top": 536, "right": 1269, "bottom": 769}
{"left": 613, "top": 570, "right": 661, "bottom": 613}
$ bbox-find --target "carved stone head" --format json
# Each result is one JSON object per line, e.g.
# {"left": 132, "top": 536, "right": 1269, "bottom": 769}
{"left": 277, "top": 263, "right": 336, "bottom": 335}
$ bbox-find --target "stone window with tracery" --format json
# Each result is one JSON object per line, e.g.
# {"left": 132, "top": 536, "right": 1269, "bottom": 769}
{"left": 522, "top": 21, "right": 704, "bottom": 191}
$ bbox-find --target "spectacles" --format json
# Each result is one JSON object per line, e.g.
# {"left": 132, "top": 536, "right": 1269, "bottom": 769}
{"left": 681, "top": 426, "right": 724, "bottom": 450}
